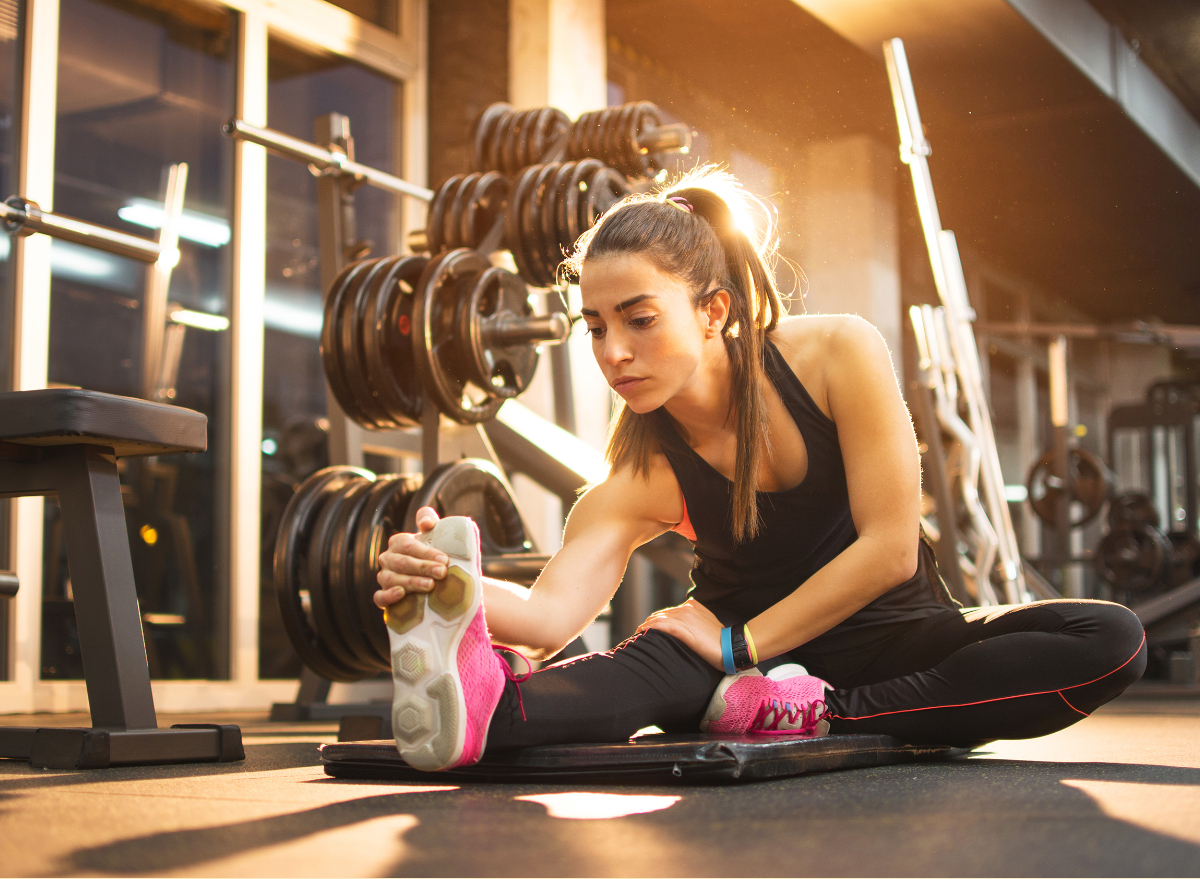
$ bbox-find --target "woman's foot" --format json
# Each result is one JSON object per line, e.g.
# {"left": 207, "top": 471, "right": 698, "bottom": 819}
{"left": 385, "top": 516, "right": 507, "bottom": 770}
{"left": 701, "top": 667, "right": 831, "bottom": 737}
{"left": 700, "top": 669, "right": 768, "bottom": 734}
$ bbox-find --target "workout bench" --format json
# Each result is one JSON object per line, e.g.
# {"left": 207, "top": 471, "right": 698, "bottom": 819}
{"left": 0, "top": 388, "right": 242, "bottom": 769}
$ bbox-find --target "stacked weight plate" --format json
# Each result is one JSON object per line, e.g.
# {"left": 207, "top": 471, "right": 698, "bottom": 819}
{"left": 274, "top": 459, "right": 535, "bottom": 683}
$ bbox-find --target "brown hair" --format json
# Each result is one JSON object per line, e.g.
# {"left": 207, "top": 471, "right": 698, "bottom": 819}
{"left": 562, "top": 167, "right": 784, "bottom": 541}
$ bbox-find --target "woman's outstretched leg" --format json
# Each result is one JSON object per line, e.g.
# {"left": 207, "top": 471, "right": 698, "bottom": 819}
{"left": 487, "top": 628, "right": 725, "bottom": 750}
{"left": 818, "top": 600, "right": 1146, "bottom": 746}
{"left": 387, "top": 515, "right": 724, "bottom": 766}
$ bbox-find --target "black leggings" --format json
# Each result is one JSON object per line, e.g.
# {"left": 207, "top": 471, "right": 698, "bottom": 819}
{"left": 486, "top": 600, "right": 1147, "bottom": 749}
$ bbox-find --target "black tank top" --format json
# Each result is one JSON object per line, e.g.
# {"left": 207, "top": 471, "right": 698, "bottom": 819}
{"left": 660, "top": 339, "right": 955, "bottom": 629}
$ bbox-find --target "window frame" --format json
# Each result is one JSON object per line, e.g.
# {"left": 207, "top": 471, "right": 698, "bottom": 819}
{"left": 1, "top": 0, "right": 425, "bottom": 710}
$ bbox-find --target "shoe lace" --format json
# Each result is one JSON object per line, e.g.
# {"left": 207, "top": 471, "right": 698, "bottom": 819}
{"left": 494, "top": 647, "right": 533, "bottom": 721}
{"left": 751, "top": 697, "right": 829, "bottom": 734}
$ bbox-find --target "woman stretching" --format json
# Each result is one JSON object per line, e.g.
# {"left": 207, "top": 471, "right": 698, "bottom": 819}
{"left": 374, "top": 169, "right": 1146, "bottom": 772}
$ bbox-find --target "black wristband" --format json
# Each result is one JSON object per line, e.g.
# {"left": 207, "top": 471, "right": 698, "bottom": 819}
{"left": 729, "top": 625, "right": 755, "bottom": 671}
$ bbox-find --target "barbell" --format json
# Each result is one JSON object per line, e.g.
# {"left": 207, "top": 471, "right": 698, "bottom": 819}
{"left": 319, "top": 249, "right": 570, "bottom": 429}
{"left": 471, "top": 101, "right": 689, "bottom": 178}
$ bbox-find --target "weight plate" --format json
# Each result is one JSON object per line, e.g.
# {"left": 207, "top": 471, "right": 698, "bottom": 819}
{"left": 1108, "top": 491, "right": 1160, "bottom": 531}
{"left": 515, "top": 109, "right": 542, "bottom": 169}
{"left": 523, "top": 164, "right": 559, "bottom": 288}
{"left": 568, "top": 109, "right": 593, "bottom": 161}
{"left": 516, "top": 164, "right": 552, "bottom": 284}
{"left": 325, "top": 475, "right": 384, "bottom": 671}
{"left": 306, "top": 474, "right": 378, "bottom": 675}
{"left": 628, "top": 102, "right": 659, "bottom": 176}
{"left": 426, "top": 175, "right": 464, "bottom": 254}
{"left": 365, "top": 254, "right": 427, "bottom": 426}
{"left": 547, "top": 108, "right": 573, "bottom": 162}
{"left": 413, "top": 247, "right": 504, "bottom": 424}
{"left": 460, "top": 266, "right": 540, "bottom": 398}
{"left": 587, "top": 107, "right": 615, "bottom": 160}
{"left": 448, "top": 172, "right": 482, "bottom": 251}
{"left": 404, "top": 458, "right": 531, "bottom": 556}
{"left": 540, "top": 160, "right": 571, "bottom": 278}
{"left": 273, "top": 466, "right": 370, "bottom": 682}
{"left": 564, "top": 158, "right": 603, "bottom": 244}
{"left": 493, "top": 108, "right": 518, "bottom": 174}
{"left": 506, "top": 165, "right": 541, "bottom": 284}
{"left": 1097, "top": 522, "right": 1170, "bottom": 593}
{"left": 527, "top": 107, "right": 553, "bottom": 164}
{"left": 1026, "top": 448, "right": 1112, "bottom": 528}
{"left": 337, "top": 256, "right": 399, "bottom": 429}
{"left": 320, "top": 258, "right": 383, "bottom": 429}
{"left": 518, "top": 165, "right": 549, "bottom": 288}
{"left": 608, "top": 103, "right": 639, "bottom": 176}
{"left": 472, "top": 103, "right": 510, "bottom": 172}
{"left": 460, "top": 171, "right": 508, "bottom": 252}
{"left": 584, "top": 165, "right": 629, "bottom": 231}
{"left": 352, "top": 474, "right": 421, "bottom": 667}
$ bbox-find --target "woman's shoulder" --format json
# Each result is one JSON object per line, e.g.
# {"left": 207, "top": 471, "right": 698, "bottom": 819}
{"left": 769, "top": 313, "right": 884, "bottom": 369}
{"left": 770, "top": 313, "right": 883, "bottom": 356}
{"left": 768, "top": 314, "right": 891, "bottom": 417}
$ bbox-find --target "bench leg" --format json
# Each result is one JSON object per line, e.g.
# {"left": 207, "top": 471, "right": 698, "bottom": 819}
{"left": 0, "top": 443, "right": 243, "bottom": 767}
{"left": 53, "top": 444, "right": 158, "bottom": 731}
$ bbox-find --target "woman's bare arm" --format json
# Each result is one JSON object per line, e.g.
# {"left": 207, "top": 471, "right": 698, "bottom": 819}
{"left": 377, "top": 454, "right": 685, "bottom": 661}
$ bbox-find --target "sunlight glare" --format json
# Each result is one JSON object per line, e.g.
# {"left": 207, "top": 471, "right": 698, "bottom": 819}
{"left": 516, "top": 792, "right": 681, "bottom": 820}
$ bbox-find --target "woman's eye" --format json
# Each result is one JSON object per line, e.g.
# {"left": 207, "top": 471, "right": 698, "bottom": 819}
{"left": 586, "top": 326, "right": 605, "bottom": 338}
{"left": 629, "top": 315, "right": 657, "bottom": 330}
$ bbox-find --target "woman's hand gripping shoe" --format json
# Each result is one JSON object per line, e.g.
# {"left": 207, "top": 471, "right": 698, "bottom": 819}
{"left": 385, "top": 516, "right": 508, "bottom": 770}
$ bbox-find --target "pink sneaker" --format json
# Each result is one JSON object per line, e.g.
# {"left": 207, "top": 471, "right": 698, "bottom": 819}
{"left": 700, "top": 669, "right": 770, "bottom": 734}
{"left": 751, "top": 672, "right": 831, "bottom": 737}
{"left": 385, "top": 516, "right": 506, "bottom": 771}
{"left": 701, "top": 667, "right": 831, "bottom": 737}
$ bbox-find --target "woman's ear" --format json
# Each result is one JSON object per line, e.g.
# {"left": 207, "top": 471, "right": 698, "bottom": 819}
{"left": 702, "top": 288, "right": 731, "bottom": 339}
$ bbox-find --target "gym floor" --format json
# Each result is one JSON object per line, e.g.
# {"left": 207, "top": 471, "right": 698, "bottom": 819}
{"left": 2, "top": 694, "right": 1200, "bottom": 877}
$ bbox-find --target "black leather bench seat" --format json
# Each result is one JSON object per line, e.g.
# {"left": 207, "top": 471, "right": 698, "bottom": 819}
{"left": 0, "top": 389, "right": 206, "bottom": 457}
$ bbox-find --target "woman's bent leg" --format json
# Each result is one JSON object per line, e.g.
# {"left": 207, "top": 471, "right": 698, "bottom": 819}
{"left": 486, "top": 629, "right": 725, "bottom": 750}
{"left": 820, "top": 600, "right": 1147, "bottom": 746}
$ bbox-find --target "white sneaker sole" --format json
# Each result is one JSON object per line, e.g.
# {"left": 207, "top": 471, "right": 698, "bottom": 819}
{"left": 386, "top": 516, "right": 482, "bottom": 771}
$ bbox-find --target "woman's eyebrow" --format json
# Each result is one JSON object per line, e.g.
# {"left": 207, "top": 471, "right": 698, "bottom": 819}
{"left": 580, "top": 294, "right": 658, "bottom": 317}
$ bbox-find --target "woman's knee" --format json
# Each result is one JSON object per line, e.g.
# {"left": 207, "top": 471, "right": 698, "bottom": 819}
{"left": 1077, "top": 600, "right": 1147, "bottom": 691}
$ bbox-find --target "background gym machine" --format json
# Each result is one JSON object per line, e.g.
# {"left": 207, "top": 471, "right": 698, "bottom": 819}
{"left": 887, "top": 39, "right": 1200, "bottom": 688}
{"left": 224, "top": 100, "right": 697, "bottom": 733}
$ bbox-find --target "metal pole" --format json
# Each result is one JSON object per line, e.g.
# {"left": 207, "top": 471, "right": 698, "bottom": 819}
{"left": 223, "top": 118, "right": 433, "bottom": 202}
{"left": 314, "top": 114, "right": 362, "bottom": 470}
{"left": 884, "top": 38, "right": 1027, "bottom": 603}
{"left": 0, "top": 197, "right": 163, "bottom": 263}
{"left": 1048, "top": 335, "right": 1071, "bottom": 584}
{"left": 142, "top": 163, "right": 187, "bottom": 401}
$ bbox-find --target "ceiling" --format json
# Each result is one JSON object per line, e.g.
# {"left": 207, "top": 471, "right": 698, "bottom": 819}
{"left": 606, "top": 0, "right": 1200, "bottom": 326}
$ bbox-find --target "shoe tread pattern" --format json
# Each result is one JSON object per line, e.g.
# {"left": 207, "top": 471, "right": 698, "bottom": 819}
{"left": 428, "top": 565, "right": 472, "bottom": 619}
{"left": 386, "top": 593, "right": 426, "bottom": 634}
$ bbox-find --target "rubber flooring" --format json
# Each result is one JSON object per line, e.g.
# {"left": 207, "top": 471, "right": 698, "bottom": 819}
{"left": 3, "top": 694, "right": 1200, "bottom": 877}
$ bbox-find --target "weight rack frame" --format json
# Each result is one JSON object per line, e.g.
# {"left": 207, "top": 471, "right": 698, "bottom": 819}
{"left": 227, "top": 107, "right": 698, "bottom": 726}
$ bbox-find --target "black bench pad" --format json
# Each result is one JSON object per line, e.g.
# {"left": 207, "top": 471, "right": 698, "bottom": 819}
{"left": 320, "top": 734, "right": 971, "bottom": 785}
{"left": 0, "top": 389, "right": 206, "bottom": 457}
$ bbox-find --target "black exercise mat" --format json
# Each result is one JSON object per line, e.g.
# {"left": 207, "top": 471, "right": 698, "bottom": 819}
{"left": 320, "top": 733, "right": 971, "bottom": 785}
